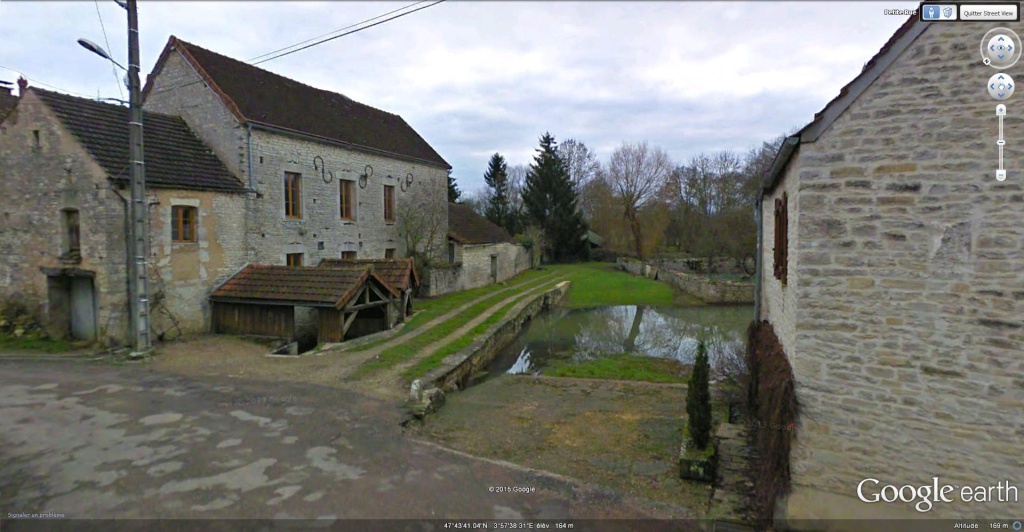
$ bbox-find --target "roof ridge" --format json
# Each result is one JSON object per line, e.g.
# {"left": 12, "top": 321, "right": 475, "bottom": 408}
{"left": 172, "top": 37, "right": 402, "bottom": 119}
{"left": 31, "top": 86, "right": 193, "bottom": 123}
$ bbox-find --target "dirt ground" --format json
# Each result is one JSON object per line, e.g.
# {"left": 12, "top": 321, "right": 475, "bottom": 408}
{"left": 408, "top": 374, "right": 712, "bottom": 517}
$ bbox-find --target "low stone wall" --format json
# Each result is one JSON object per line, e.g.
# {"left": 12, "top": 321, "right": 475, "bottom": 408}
{"left": 407, "top": 281, "right": 572, "bottom": 418}
{"left": 617, "top": 258, "right": 754, "bottom": 305}
{"left": 420, "top": 243, "right": 532, "bottom": 297}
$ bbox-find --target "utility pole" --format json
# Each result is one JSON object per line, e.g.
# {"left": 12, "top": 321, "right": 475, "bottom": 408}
{"left": 78, "top": 0, "right": 150, "bottom": 356}
{"left": 126, "top": 0, "right": 152, "bottom": 357}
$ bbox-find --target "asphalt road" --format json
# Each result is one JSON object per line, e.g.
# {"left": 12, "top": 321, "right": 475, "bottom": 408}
{"left": 0, "top": 358, "right": 699, "bottom": 531}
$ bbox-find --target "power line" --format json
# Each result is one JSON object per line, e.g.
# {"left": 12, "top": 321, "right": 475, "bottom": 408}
{"left": 0, "top": 66, "right": 95, "bottom": 99}
{"left": 150, "top": 0, "right": 445, "bottom": 97}
{"left": 252, "top": 0, "right": 444, "bottom": 65}
{"left": 94, "top": 0, "right": 125, "bottom": 100}
{"left": 246, "top": 0, "right": 431, "bottom": 64}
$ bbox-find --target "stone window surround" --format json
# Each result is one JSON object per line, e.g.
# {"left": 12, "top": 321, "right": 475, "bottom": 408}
{"left": 282, "top": 162, "right": 304, "bottom": 221}
{"left": 383, "top": 184, "right": 396, "bottom": 224}
{"left": 339, "top": 178, "right": 358, "bottom": 223}
{"left": 284, "top": 243, "right": 306, "bottom": 266}
{"left": 169, "top": 198, "right": 200, "bottom": 246}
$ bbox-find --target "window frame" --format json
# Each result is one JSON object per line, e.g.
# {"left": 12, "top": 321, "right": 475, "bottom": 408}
{"left": 383, "top": 185, "right": 396, "bottom": 223}
{"left": 341, "top": 250, "right": 357, "bottom": 260}
{"left": 284, "top": 172, "right": 302, "bottom": 219}
{"left": 171, "top": 205, "right": 198, "bottom": 243}
{"left": 384, "top": 248, "right": 395, "bottom": 259}
{"left": 286, "top": 253, "right": 304, "bottom": 267}
{"left": 63, "top": 208, "right": 81, "bottom": 253}
{"left": 340, "top": 179, "right": 356, "bottom": 221}
{"left": 773, "top": 192, "right": 788, "bottom": 286}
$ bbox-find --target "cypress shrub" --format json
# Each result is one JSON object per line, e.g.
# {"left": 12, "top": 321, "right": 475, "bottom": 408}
{"left": 686, "top": 340, "right": 712, "bottom": 449}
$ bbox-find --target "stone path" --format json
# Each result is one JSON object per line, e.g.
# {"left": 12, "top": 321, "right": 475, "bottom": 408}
{"left": 353, "top": 275, "right": 570, "bottom": 399}
{"left": 709, "top": 422, "right": 760, "bottom": 530}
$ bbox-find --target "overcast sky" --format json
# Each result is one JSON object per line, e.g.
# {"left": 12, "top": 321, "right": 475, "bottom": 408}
{"left": 0, "top": 1, "right": 918, "bottom": 194}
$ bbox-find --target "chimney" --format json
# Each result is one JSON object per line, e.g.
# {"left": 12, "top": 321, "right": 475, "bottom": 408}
{"left": 16, "top": 76, "right": 28, "bottom": 97}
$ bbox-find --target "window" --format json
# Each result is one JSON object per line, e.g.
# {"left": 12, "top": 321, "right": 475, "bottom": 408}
{"left": 448, "top": 242, "right": 456, "bottom": 264}
{"left": 285, "top": 172, "right": 302, "bottom": 218}
{"left": 385, "top": 248, "right": 395, "bottom": 259}
{"left": 773, "top": 192, "right": 789, "bottom": 286}
{"left": 171, "top": 206, "right": 197, "bottom": 243}
{"left": 341, "top": 251, "right": 357, "bottom": 260}
{"left": 63, "top": 209, "right": 80, "bottom": 254}
{"left": 287, "top": 253, "right": 304, "bottom": 267}
{"left": 340, "top": 180, "right": 355, "bottom": 221}
{"left": 384, "top": 185, "right": 395, "bottom": 223}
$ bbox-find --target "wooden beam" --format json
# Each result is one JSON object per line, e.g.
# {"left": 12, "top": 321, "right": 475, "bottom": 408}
{"left": 346, "top": 301, "right": 389, "bottom": 311}
{"left": 344, "top": 285, "right": 367, "bottom": 310}
{"left": 342, "top": 310, "right": 359, "bottom": 336}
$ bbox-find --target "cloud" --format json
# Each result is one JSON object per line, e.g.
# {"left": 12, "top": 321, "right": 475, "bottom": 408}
{"left": 0, "top": 1, "right": 918, "bottom": 194}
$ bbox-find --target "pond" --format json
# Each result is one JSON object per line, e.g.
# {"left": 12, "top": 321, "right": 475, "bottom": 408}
{"left": 487, "top": 305, "right": 753, "bottom": 378}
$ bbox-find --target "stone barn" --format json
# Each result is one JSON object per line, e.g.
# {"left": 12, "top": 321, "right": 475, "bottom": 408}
{"left": 0, "top": 84, "right": 245, "bottom": 345}
{"left": 755, "top": 13, "right": 1024, "bottom": 528}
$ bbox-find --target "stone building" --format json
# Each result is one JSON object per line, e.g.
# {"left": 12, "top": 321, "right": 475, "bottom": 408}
{"left": 423, "top": 203, "right": 531, "bottom": 296}
{"left": 757, "top": 14, "right": 1024, "bottom": 527}
{"left": 0, "top": 83, "right": 245, "bottom": 344}
{"left": 0, "top": 81, "right": 17, "bottom": 121}
{"left": 141, "top": 36, "right": 452, "bottom": 269}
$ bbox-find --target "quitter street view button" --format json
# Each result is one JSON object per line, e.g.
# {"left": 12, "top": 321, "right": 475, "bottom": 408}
{"left": 961, "top": 4, "right": 1020, "bottom": 21}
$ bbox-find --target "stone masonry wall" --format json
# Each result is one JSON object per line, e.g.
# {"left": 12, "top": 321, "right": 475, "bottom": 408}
{"left": 773, "top": 20, "right": 1024, "bottom": 522}
{"left": 617, "top": 258, "right": 754, "bottom": 304}
{"left": 423, "top": 242, "right": 531, "bottom": 297}
{"left": 144, "top": 47, "right": 450, "bottom": 269}
{"left": 149, "top": 189, "right": 247, "bottom": 336}
{"left": 0, "top": 90, "right": 130, "bottom": 344}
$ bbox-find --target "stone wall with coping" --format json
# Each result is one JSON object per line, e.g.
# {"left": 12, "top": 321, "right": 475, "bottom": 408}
{"left": 763, "top": 20, "right": 1024, "bottom": 523}
{"left": 616, "top": 258, "right": 754, "bottom": 304}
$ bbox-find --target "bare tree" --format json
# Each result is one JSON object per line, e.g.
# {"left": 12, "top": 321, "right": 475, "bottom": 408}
{"left": 606, "top": 141, "right": 673, "bottom": 260}
{"left": 558, "top": 139, "right": 601, "bottom": 212}
{"left": 398, "top": 175, "right": 448, "bottom": 267}
{"left": 461, "top": 188, "right": 489, "bottom": 216}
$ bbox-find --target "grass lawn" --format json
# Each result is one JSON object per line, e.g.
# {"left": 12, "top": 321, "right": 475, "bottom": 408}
{"left": 546, "top": 262, "right": 695, "bottom": 308}
{"left": 348, "top": 268, "right": 554, "bottom": 352}
{"left": 544, "top": 353, "right": 690, "bottom": 384}
{"left": 347, "top": 273, "right": 561, "bottom": 379}
{"left": 402, "top": 285, "right": 543, "bottom": 382}
{"left": 0, "top": 334, "right": 78, "bottom": 353}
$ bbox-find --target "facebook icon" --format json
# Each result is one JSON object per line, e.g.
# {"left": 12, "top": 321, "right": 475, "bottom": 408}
{"left": 923, "top": 4, "right": 941, "bottom": 20}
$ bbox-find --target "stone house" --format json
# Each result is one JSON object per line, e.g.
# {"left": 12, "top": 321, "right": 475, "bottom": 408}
{"left": 423, "top": 203, "right": 531, "bottom": 296}
{"left": 0, "top": 83, "right": 245, "bottom": 344}
{"left": 756, "top": 14, "right": 1023, "bottom": 527}
{"left": 141, "top": 36, "right": 452, "bottom": 269}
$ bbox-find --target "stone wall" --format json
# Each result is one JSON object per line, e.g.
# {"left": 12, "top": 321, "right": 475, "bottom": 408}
{"left": 0, "top": 90, "right": 130, "bottom": 344}
{"left": 143, "top": 46, "right": 451, "bottom": 268}
{"left": 421, "top": 242, "right": 531, "bottom": 297}
{"left": 763, "top": 20, "right": 1024, "bottom": 524}
{"left": 616, "top": 258, "right": 754, "bottom": 304}
{"left": 150, "top": 189, "right": 247, "bottom": 337}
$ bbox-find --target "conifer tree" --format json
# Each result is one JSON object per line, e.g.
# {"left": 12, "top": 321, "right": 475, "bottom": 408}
{"left": 447, "top": 169, "right": 461, "bottom": 203}
{"left": 687, "top": 340, "right": 713, "bottom": 449}
{"left": 521, "top": 133, "right": 587, "bottom": 262}
{"left": 483, "top": 153, "right": 511, "bottom": 230}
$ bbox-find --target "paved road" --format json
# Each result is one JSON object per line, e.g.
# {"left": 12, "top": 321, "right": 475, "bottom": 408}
{"left": 0, "top": 358, "right": 698, "bottom": 530}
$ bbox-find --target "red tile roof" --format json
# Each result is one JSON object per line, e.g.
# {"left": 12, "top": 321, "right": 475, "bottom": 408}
{"left": 318, "top": 258, "right": 418, "bottom": 291}
{"left": 209, "top": 265, "right": 398, "bottom": 309}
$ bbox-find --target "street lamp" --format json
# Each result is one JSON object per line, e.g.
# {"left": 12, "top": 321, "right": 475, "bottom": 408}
{"left": 78, "top": 0, "right": 152, "bottom": 358}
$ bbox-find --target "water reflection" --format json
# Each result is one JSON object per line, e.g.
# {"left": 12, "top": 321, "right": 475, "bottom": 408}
{"left": 491, "top": 305, "right": 751, "bottom": 375}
